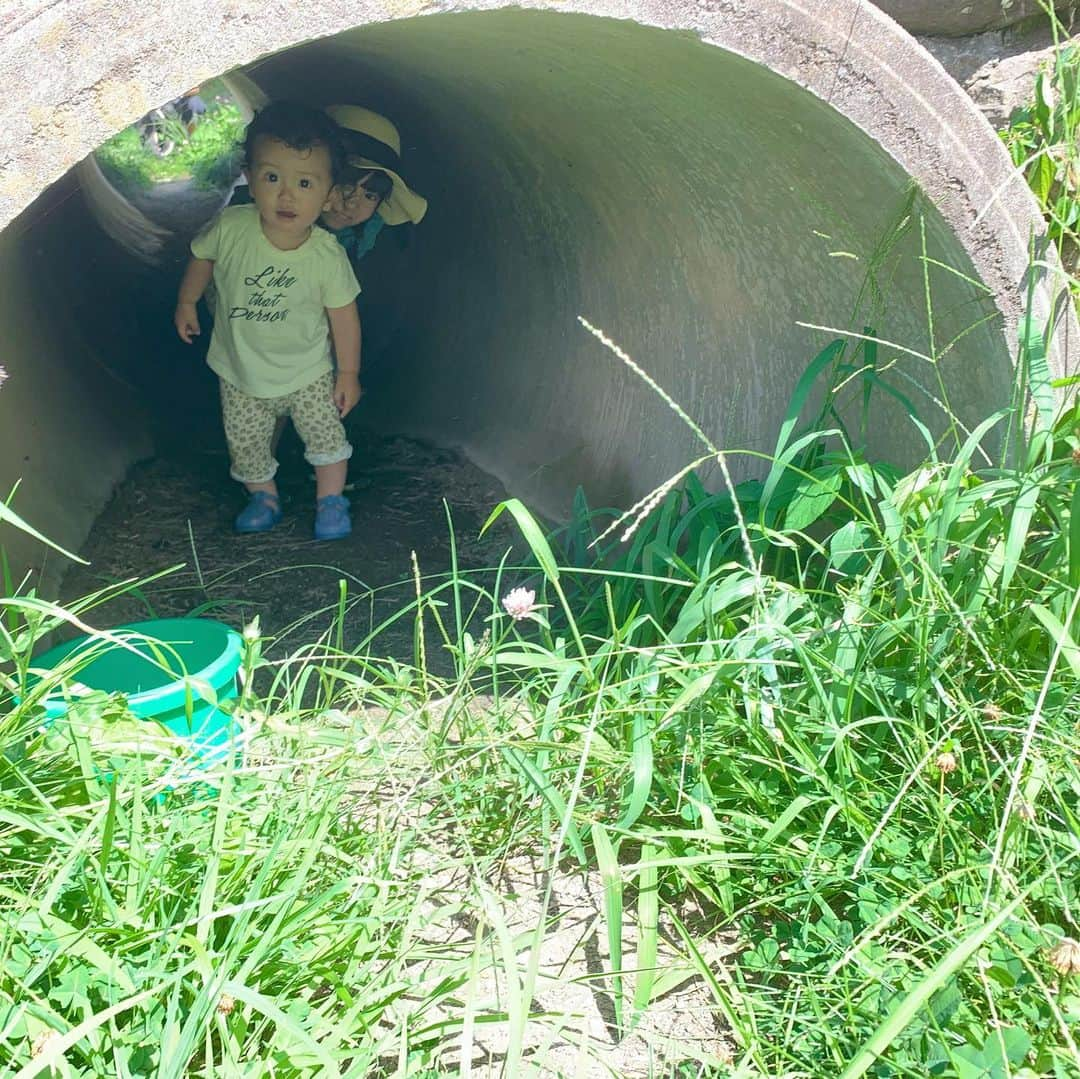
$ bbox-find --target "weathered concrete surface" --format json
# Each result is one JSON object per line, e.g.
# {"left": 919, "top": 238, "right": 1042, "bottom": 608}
{"left": 877, "top": 1, "right": 1075, "bottom": 36}
{"left": 903, "top": 7, "right": 1074, "bottom": 132}
{"left": 0, "top": 0, "right": 1074, "bottom": 586}
{"left": 917, "top": 17, "right": 1059, "bottom": 87}
{"left": 0, "top": 181, "right": 152, "bottom": 588}
{"left": 923, "top": 26, "right": 1061, "bottom": 129}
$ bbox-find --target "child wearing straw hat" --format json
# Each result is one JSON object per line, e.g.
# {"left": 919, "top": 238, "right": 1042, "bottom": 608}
{"left": 317, "top": 106, "right": 428, "bottom": 376}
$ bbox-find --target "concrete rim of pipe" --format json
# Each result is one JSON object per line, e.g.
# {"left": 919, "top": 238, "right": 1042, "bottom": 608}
{"left": 1, "top": 1, "right": 1070, "bottom": 317}
{"left": 0, "top": 0, "right": 1075, "bottom": 580}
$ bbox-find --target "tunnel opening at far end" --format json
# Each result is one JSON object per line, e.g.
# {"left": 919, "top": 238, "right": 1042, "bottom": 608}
{"left": 0, "top": 6, "right": 1059, "bottom": 627}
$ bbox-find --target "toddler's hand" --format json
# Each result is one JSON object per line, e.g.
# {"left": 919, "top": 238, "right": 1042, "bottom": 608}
{"left": 333, "top": 371, "right": 362, "bottom": 418}
{"left": 175, "top": 303, "right": 201, "bottom": 343}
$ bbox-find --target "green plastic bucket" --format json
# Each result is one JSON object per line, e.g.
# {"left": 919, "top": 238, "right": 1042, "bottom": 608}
{"left": 32, "top": 618, "right": 243, "bottom": 763}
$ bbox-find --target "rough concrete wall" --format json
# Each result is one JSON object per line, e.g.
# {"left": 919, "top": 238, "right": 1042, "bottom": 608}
{"left": 877, "top": 1, "right": 1075, "bottom": 36}
{"left": 262, "top": 12, "right": 1021, "bottom": 512}
{"left": 0, "top": 183, "right": 152, "bottom": 592}
{"left": 0, "top": 0, "right": 1074, "bottom": 579}
{"left": 920, "top": 23, "right": 1061, "bottom": 130}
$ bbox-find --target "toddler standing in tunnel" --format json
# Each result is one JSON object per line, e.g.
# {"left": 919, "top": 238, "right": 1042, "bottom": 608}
{"left": 231, "top": 104, "right": 428, "bottom": 350}
{"left": 173, "top": 101, "right": 362, "bottom": 541}
{"left": 225, "top": 102, "right": 428, "bottom": 467}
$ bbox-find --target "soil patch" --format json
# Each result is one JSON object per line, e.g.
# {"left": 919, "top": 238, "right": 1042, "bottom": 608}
{"left": 60, "top": 431, "right": 520, "bottom": 669}
{"left": 336, "top": 698, "right": 738, "bottom": 1076}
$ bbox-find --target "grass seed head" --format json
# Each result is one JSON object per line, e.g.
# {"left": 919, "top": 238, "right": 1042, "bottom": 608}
{"left": 935, "top": 750, "right": 958, "bottom": 775}
{"left": 1048, "top": 937, "right": 1080, "bottom": 976}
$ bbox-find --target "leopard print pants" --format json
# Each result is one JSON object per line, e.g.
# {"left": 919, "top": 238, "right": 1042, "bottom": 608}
{"left": 219, "top": 372, "right": 352, "bottom": 484}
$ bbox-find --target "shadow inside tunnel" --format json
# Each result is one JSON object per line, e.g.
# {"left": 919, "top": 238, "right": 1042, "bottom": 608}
{"left": 58, "top": 426, "right": 521, "bottom": 669}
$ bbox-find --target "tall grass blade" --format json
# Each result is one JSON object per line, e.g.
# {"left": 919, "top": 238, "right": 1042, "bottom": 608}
{"left": 483, "top": 498, "right": 558, "bottom": 582}
{"left": 630, "top": 844, "right": 659, "bottom": 1028}
{"left": 1019, "top": 309, "right": 1056, "bottom": 441}
{"left": 616, "top": 710, "right": 653, "bottom": 831}
{"left": 1028, "top": 602, "right": 1080, "bottom": 677}
{"left": 0, "top": 497, "right": 87, "bottom": 563}
{"left": 999, "top": 476, "right": 1043, "bottom": 596}
{"left": 1070, "top": 483, "right": 1080, "bottom": 591}
{"left": 773, "top": 340, "right": 845, "bottom": 461}
{"left": 502, "top": 747, "right": 587, "bottom": 865}
{"left": 591, "top": 820, "right": 625, "bottom": 1032}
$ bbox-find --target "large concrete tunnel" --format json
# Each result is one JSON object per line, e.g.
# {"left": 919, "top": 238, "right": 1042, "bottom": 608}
{"left": 0, "top": 0, "right": 1074, "bottom": 591}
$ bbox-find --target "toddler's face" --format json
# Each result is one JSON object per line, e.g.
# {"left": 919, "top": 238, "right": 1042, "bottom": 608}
{"left": 322, "top": 171, "right": 383, "bottom": 230}
{"left": 249, "top": 136, "right": 334, "bottom": 246}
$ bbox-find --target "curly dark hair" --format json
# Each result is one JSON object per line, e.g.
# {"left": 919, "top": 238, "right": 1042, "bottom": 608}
{"left": 242, "top": 101, "right": 346, "bottom": 183}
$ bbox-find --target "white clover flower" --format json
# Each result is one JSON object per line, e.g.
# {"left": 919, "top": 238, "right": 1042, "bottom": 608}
{"left": 501, "top": 587, "right": 538, "bottom": 621}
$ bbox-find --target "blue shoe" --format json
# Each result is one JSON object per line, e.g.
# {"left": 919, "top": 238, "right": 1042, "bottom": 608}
{"left": 235, "top": 491, "right": 282, "bottom": 533}
{"left": 314, "top": 494, "right": 351, "bottom": 541}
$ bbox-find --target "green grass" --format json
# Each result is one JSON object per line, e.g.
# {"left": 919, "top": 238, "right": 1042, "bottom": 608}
{"left": 4, "top": 294, "right": 1079, "bottom": 1073}
{"left": 94, "top": 100, "right": 244, "bottom": 192}
{"left": 5, "top": 125, "right": 1080, "bottom": 1074}
{"left": 488, "top": 299, "right": 1080, "bottom": 1075}
{"left": 1000, "top": 5, "right": 1080, "bottom": 278}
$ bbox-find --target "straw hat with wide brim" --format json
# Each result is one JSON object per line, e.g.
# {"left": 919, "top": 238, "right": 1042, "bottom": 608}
{"left": 325, "top": 105, "right": 428, "bottom": 227}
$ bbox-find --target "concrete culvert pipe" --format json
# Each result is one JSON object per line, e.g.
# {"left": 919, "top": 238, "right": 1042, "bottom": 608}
{"left": 0, "top": 0, "right": 1074, "bottom": 590}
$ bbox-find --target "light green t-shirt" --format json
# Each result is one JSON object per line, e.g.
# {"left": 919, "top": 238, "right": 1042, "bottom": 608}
{"left": 191, "top": 205, "right": 360, "bottom": 398}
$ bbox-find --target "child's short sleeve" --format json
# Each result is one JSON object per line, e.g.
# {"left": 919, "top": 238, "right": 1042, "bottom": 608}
{"left": 190, "top": 212, "right": 226, "bottom": 260}
{"left": 321, "top": 243, "right": 362, "bottom": 310}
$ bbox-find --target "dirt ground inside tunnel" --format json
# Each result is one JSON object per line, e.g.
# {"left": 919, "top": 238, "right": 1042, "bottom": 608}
{"left": 59, "top": 429, "right": 523, "bottom": 671}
